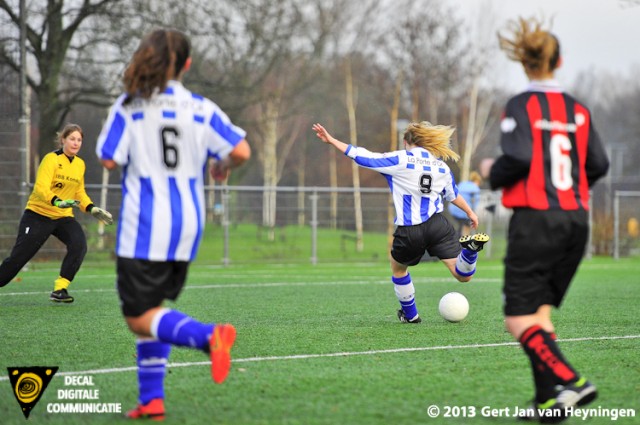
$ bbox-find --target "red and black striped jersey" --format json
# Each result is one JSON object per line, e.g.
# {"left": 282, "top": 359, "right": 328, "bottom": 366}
{"left": 490, "top": 80, "right": 609, "bottom": 210}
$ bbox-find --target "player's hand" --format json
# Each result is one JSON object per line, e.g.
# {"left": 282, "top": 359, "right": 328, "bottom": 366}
{"left": 91, "top": 207, "right": 113, "bottom": 225}
{"left": 312, "top": 123, "right": 333, "bottom": 144}
{"left": 210, "top": 158, "right": 230, "bottom": 182}
{"left": 467, "top": 211, "right": 479, "bottom": 229}
{"left": 55, "top": 199, "right": 80, "bottom": 208}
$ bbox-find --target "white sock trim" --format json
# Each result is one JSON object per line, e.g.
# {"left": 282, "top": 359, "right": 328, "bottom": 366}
{"left": 394, "top": 282, "right": 416, "bottom": 302}
{"left": 136, "top": 337, "right": 160, "bottom": 344}
{"left": 149, "top": 308, "right": 170, "bottom": 339}
{"left": 455, "top": 253, "right": 476, "bottom": 274}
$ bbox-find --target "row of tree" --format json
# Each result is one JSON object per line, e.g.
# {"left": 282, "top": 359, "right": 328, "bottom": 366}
{"left": 2, "top": 0, "right": 639, "bottom": 243}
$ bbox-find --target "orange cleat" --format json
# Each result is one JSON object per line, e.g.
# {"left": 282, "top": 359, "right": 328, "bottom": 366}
{"left": 210, "top": 324, "right": 236, "bottom": 384}
{"left": 126, "top": 398, "right": 165, "bottom": 421}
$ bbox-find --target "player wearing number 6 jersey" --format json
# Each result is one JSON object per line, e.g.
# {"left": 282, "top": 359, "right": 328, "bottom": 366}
{"left": 96, "top": 29, "right": 250, "bottom": 420}
{"left": 313, "top": 122, "right": 489, "bottom": 324}
{"left": 490, "top": 17, "right": 609, "bottom": 421}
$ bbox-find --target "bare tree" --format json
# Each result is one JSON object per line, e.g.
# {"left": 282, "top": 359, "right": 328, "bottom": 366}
{"left": 184, "top": 0, "right": 347, "bottom": 239}
{"left": 0, "top": 0, "right": 146, "bottom": 159}
{"left": 343, "top": 57, "right": 364, "bottom": 251}
{"left": 370, "top": 0, "right": 473, "bottom": 249}
{"left": 321, "top": 0, "right": 384, "bottom": 251}
{"left": 456, "top": 0, "right": 501, "bottom": 182}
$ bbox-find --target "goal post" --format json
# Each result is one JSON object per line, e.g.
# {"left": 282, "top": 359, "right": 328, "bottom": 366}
{"left": 613, "top": 190, "right": 640, "bottom": 259}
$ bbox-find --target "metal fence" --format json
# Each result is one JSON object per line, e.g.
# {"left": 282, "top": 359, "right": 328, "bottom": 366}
{"left": 0, "top": 182, "right": 508, "bottom": 264}
{"left": 0, "top": 181, "right": 638, "bottom": 265}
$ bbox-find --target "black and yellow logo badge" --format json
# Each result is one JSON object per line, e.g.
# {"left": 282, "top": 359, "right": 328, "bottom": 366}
{"left": 7, "top": 367, "right": 58, "bottom": 419}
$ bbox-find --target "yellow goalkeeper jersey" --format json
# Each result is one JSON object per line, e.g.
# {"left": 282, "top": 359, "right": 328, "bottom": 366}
{"left": 26, "top": 149, "right": 94, "bottom": 219}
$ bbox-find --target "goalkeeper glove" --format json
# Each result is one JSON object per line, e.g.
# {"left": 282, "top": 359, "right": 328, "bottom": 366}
{"left": 91, "top": 206, "right": 113, "bottom": 225}
{"left": 54, "top": 199, "right": 80, "bottom": 208}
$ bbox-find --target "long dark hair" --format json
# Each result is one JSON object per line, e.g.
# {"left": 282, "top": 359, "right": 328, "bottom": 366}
{"left": 123, "top": 29, "right": 191, "bottom": 104}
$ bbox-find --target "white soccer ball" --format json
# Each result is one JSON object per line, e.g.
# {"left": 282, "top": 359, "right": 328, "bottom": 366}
{"left": 438, "top": 292, "right": 469, "bottom": 323}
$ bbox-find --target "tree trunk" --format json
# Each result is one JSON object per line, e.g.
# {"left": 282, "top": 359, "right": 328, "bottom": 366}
{"left": 461, "top": 80, "right": 479, "bottom": 183}
{"left": 411, "top": 81, "right": 420, "bottom": 122}
{"left": 262, "top": 97, "right": 280, "bottom": 241}
{"left": 36, "top": 89, "right": 64, "bottom": 158}
{"left": 297, "top": 147, "right": 306, "bottom": 226}
{"left": 461, "top": 78, "right": 494, "bottom": 182}
{"left": 388, "top": 71, "right": 404, "bottom": 255}
{"left": 329, "top": 148, "right": 338, "bottom": 230}
{"left": 345, "top": 58, "right": 363, "bottom": 252}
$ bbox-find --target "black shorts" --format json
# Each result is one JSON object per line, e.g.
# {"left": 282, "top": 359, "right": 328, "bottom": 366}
{"left": 503, "top": 209, "right": 588, "bottom": 316}
{"left": 116, "top": 257, "right": 189, "bottom": 317}
{"left": 391, "top": 213, "right": 460, "bottom": 266}
{"left": 0, "top": 210, "right": 87, "bottom": 285}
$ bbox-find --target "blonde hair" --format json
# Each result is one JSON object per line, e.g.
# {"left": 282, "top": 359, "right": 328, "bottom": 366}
{"left": 56, "top": 123, "right": 83, "bottom": 147}
{"left": 403, "top": 121, "right": 460, "bottom": 162}
{"left": 497, "top": 17, "right": 560, "bottom": 78}
{"left": 469, "top": 171, "right": 482, "bottom": 185}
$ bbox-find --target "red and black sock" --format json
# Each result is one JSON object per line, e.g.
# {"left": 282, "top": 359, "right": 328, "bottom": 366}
{"left": 528, "top": 360, "right": 557, "bottom": 403}
{"left": 520, "top": 325, "right": 578, "bottom": 402}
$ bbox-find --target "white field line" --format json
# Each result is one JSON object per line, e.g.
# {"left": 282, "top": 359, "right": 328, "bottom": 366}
{"left": 0, "top": 334, "right": 638, "bottom": 382}
{"left": 3, "top": 259, "right": 634, "bottom": 296}
{"left": 0, "top": 278, "right": 501, "bottom": 297}
{"left": 16, "top": 260, "right": 638, "bottom": 275}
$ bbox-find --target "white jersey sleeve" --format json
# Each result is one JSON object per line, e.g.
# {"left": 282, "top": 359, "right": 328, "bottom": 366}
{"left": 345, "top": 145, "right": 458, "bottom": 226}
{"left": 96, "top": 81, "right": 246, "bottom": 262}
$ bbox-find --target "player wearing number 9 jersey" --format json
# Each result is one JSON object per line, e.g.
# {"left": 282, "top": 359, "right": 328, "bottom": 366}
{"left": 490, "top": 17, "right": 609, "bottom": 419}
{"left": 96, "top": 29, "right": 250, "bottom": 420}
{"left": 313, "top": 122, "right": 489, "bottom": 325}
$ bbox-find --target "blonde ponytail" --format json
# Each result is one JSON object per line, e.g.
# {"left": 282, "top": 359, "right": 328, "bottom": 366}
{"left": 403, "top": 121, "right": 460, "bottom": 162}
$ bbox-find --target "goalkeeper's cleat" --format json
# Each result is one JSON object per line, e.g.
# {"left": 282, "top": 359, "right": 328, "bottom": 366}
{"left": 50, "top": 288, "right": 74, "bottom": 303}
{"left": 556, "top": 378, "right": 597, "bottom": 408}
{"left": 397, "top": 309, "right": 422, "bottom": 324}
{"left": 459, "top": 233, "right": 490, "bottom": 252}
{"left": 210, "top": 324, "right": 236, "bottom": 384}
{"left": 126, "top": 398, "right": 165, "bottom": 421}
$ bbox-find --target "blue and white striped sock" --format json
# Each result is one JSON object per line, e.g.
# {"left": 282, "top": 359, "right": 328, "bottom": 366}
{"left": 151, "top": 309, "right": 214, "bottom": 351}
{"left": 392, "top": 274, "right": 419, "bottom": 321}
{"left": 136, "top": 339, "right": 171, "bottom": 404}
{"left": 455, "top": 249, "right": 478, "bottom": 276}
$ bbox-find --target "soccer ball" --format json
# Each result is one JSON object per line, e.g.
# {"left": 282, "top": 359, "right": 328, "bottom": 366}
{"left": 438, "top": 292, "right": 469, "bottom": 323}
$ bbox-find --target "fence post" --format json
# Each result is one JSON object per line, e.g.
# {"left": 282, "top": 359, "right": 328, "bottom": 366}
{"left": 613, "top": 190, "right": 619, "bottom": 260}
{"left": 586, "top": 194, "right": 592, "bottom": 260}
{"left": 310, "top": 189, "right": 318, "bottom": 265}
{"left": 222, "top": 188, "right": 231, "bottom": 266}
{"left": 97, "top": 167, "right": 109, "bottom": 249}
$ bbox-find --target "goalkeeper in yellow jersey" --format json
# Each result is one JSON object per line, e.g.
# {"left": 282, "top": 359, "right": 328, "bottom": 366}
{"left": 0, "top": 123, "right": 113, "bottom": 302}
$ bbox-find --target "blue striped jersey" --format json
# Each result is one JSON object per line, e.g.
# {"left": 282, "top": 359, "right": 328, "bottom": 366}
{"left": 96, "top": 80, "right": 246, "bottom": 261}
{"left": 344, "top": 145, "right": 458, "bottom": 226}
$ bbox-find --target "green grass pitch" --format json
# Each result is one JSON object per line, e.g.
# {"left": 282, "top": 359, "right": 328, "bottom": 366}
{"left": 0, "top": 256, "right": 638, "bottom": 424}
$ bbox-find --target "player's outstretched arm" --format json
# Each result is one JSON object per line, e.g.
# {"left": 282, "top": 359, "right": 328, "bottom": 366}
{"left": 312, "top": 123, "right": 349, "bottom": 153}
